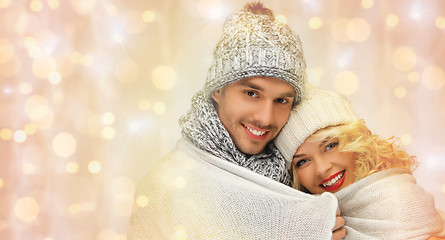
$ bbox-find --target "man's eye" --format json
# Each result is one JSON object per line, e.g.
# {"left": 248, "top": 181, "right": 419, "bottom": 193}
{"left": 275, "top": 98, "right": 288, "bottom": 104}
{"left": 245, "top": 91, "right": 258, "bottom": 97}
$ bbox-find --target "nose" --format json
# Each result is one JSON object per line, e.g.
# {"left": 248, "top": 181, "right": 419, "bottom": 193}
{"left": 253, "top": 100, "right": 274, "bottom": 127}
{"left": 314, "top": 157, "right": 332, "bottom": 177}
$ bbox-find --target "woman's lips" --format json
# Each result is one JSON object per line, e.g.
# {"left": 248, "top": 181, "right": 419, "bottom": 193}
{"left": 320, "top": 170, "right": 346, "bottom": 192}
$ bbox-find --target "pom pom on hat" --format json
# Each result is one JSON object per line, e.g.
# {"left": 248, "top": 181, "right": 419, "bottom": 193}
{"left": 204, "top": 1, "right": 307, "bottom": 103}
{"left": 274, "top": 84, "right": 359, "bottom": 169}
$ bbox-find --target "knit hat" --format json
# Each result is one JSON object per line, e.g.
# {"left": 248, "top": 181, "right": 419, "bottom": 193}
{"left": 274, "top": 84, "right": 359, "bottom": 169}
{"left": 204, "top": 2, "right": 306, "bottom": 103}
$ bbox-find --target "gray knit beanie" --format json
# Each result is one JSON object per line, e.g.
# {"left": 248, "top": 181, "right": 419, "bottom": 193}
{"left": 204, "top": 2, "right": 306, "bottom": 103}
{"left": 275, "top": 84, "right": 359, "bottom": 169}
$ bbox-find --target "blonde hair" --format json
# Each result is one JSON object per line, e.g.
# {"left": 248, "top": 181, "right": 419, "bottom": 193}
{"left": 292, "top": 119, "right": 417, "bottom": 191}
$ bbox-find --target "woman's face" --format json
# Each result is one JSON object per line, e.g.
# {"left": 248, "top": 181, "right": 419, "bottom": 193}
{"left": 292, "top": 138, "right": 356, "bottom": 194}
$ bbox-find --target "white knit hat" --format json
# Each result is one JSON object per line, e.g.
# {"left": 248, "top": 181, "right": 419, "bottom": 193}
{"left": 204, "top": 2, "right": 306, "bottom": 103}
{"left": 274, "top": 84, "right": 359, "bottom": 169}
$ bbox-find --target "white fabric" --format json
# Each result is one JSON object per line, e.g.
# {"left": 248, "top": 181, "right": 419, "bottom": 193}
{"left": 334, "top": 168, "right": 444, "bottom": 240}
{"left": 128, "top": 138, "right": 339, "bottom": 240}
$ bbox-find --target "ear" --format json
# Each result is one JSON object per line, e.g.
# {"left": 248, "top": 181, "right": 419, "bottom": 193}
{"left": 212, "top": 89, "right": 221, "bottom": 103}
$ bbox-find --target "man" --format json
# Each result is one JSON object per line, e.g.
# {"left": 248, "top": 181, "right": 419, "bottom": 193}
{"left": 128, "top": 2, "right": 345, "bottom": 239}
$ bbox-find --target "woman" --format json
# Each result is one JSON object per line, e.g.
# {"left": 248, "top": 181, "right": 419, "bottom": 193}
{"left": 275, "top": 84, "right": 445, "bottom": 239}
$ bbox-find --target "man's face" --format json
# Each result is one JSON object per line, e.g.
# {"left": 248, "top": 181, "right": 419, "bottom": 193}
{"left": 212, "top": 76, "right": 295, "bottom": 155}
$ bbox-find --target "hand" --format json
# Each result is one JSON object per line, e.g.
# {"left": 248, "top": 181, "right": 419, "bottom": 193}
{"left": 332, "top": 208, "right": 346, "bottom": 240}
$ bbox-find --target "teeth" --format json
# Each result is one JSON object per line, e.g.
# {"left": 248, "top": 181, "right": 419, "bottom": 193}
{"left": 246, "top": 126, "right": 266, "bottom": 136}
{"left": 322, "top": 172, "right": 344, "bottom": 188}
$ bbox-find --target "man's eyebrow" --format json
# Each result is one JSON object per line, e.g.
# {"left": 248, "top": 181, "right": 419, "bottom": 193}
{"left": 238, "top": 81, "right": 296, "bottom": 98}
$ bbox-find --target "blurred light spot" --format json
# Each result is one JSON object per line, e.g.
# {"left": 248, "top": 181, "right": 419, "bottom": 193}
{"left": 408, "top": 71, "right": 419, "bottom": 83}
{"left": 394, "top": 87, "right": 406, "bottom": 98}
{"left": 392, "top": 47, "right": 416, "bottom": 72}
{"left": 0, "top": 178, "right": 3, "bottom": 189}
{"left": 102, "top": 112, "right": 115, "bottom": 125}
{"left": 436, "top": 17, "right": 445, "bottom": 29}
{"left": 55, "top": 54, "right": 75, "bottom": 77}
{"left": 331, "top": 18, "right": 349, "bottom": 42}
{"left": 52, "top": 132, "right": 77, "bottom": 158}
{"left": 308, "top": 17, "right": 322, "bottom": 29}
{"left": 30, "top": 0, "right": 43, "bottom": 12}
{"left": 19, "top": 83, "right": 33, "bottom": 95}
{"left": 98, "top": 230, "right": 117, "bottom": 240}
{"left": 106, "top": 3, "right": 119, "bottom": 17}
{"left": 24, "top": 123, "right": 37, "bottom": 135}
{"left": 410, "top": 9, "right": 421, "bottom": 21}
{"left": 24, "top": 37, "right": 36, "bottom": 48}
{"left": 361, "top": 0, "right": 373, "bottom": 8}
{"left": 275, "top": 15, "right": 287, "bottom": 25}
{"left": 66, "top": 162, "right": 79, "bottom": 174}
{"left": 43, "top": 238, "right": 53, "bottom": 240}
{"left": 48, "top": 0, "right": 59, "bottom": 10}
{"left": 347, "top": 18, "right": 371, "bottom": 42}
{"left": 175, "top": 225, "right": 188, "bottom": 240}
{"left": 3, "top": 86, "right": 13, "bottom": 95}
{"left": 69, "top": 203, "right": 81, "bottom": 215}
{"left": 48, "top": 72, "right": 62, "bottom": 85}
{"left": 88, "top": 161, "right": 101, "bottom": 174}
{"left": 32, "top": 55, "right": 56, "bottom": 79}
{"left": 153, "top": 102, "right": 166, "bottom": 115}
{"left": 135, "top": 195, "right": 149, "bottom": 208}
{"left": 0, "top": 0, "right": 11, "bottom": 8}
{"left": 334, "top": 71, "right": 359, "bottom": 95}
{"left": 101, "top": 127, "right": 116, "bottom": 140}
{"left": 13, "top": 130, "right": 27, "bottom": 143}
{"left": 25, "top": 96, "right": 54, "bottom": 130}
{"left": 14, "top": 197, "right": 39, "bottom": 222}
{"left": 307, "top": 67, "right": 324, "bottom": 86}
{"left": 386, "top": 14, "right": 399, "bottom": 27}
{"left": 0, "top": 128, "right": 13, "bottom": 140}
{"left": 400, "top": 134, "right": 412, "bottom": 145}
{"left": 112, "top": 177, "right": 135, "bottom": 201}
{"left": 22, "top": 163, "right": 36, "bottom": 175}
{"left": 70, "top": 0, "right": 96, "bottom": 15}
{"left": 421, "top": 66, "right": 445, "bottom": 90}
{"left": 174, "top": 177, "right": 188, "bottom": 189}
{"left": 28, "top": 47, "right": 41, "bottom": 59}
{"left": 70, "top": 51, "right": 82, "bottom": 64}
{"left": 81, "top": 55, "right": 92, "bottom": 66}
{"left": 113, "top": 33, "right": 125, "bottom": 44}
{"left": 142, "top": 10, "right": 156, "bottom": 22}
{"left": 115, "top": 58, "right": 140, "bottom": 83}
{"left": 152, "top": 65, "right": 177, "bottom": 90}
{"left": 0, "top": 39, "right": 14, "bottom": 64}
{"left": 138, "top": 99, "right": 151, "bottom": 111}
{"left": 198, "top": 0, "right": 228, "bottom": 21}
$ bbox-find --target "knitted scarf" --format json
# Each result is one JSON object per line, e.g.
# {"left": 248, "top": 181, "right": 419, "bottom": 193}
{"left": 179, "top": 89, "right": 291, "bottom": 185}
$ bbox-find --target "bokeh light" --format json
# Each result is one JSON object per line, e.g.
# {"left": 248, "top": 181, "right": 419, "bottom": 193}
{"left": 135, "top": 195, "right": 149, "bottom": 208}
{"left": 88, "top": 161, "right": 101, "bottom": 174}
{"left": 52, "top": 132, "right": 77, "bottom": 158}
{"left": 421, "top": 66, "right": 445, "bottom": 90}
{"left": 0, "top": 0, "right": 11, "bottom": 8}
{"left": 13, "top": 130, "right": 27, "bottom": 143}
{"left": 275, "top": 15, "right": 287, "bottom": 25}
{"left": 436, "top": 17, "right": 445, "bottom": 29}
{"left": 66, "top": 162, "right": 79, "bottom": 174}
{"left": 14, "top": 197, "right": 39, "bottom": 222}
{"left": 400, "top": 134, "right": 412, "bottom": 145}
{"left": 386, "top": 14, "right": 399, "bottom": 27}
{"left": 0, "top": 128, "right": 13, "bottom": 140}
{"left": 308, "top": 17, "right": 323, "bottom": 29}
{"left": 101, "top": 127, "right": 116, "bottom": 140}
{"left": 331, "top": 18, "right": 350, "bottom": 42}
{"left": 152, "top": 65, "right": 177, "bottom": 91}
{"left": 102, "top": 112, "right": 115, "bottom": 125}
{"left": 361, "top": 0, "right": 373, "bottom": 9}
{"left": 392, "top": 47, "right": 417, "bottom": 72}
{"left": 142, "top": 10, "right": 156, "bottom": 23}
{"left": 346, "top": 18, "right": 371, "bottom": 42}
{"left": 394, "top": 86, "right": 406, "bottom": 98}
{"left": 334, "top": 71, "right": 359, "bottom": 95}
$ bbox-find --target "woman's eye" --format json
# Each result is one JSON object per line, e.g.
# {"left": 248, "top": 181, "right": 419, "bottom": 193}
{"left": 295, "top": 159, "right": 309, "bottom": 168}
{"left": 245, "top": 91, "right": 258, "bottom": 97}
{"left": 325, "top": 141, "right": 339, "bottom": 151}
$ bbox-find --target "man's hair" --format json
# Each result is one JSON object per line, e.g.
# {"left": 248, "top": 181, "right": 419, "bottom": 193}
{"left": 291, "top": 119, "right": 417, "bottom": 192}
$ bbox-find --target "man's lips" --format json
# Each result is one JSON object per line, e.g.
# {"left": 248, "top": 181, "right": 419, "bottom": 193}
{"left": 319, "top": 170, "right": 346, "bottom": 192}
{"left": 242, "top": 123, "right": 269, "bottom": 141}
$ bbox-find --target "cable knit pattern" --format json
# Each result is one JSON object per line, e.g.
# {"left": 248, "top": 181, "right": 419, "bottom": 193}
{"left": 334, "top": 168, "right": 444, "bottom": 239}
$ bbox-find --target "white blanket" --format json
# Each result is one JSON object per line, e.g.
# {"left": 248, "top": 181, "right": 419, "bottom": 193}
{"left": 334, "top": 168, "right": 444, "bottom": 239}
{"left": 128, "top": 138, "right": 339, "bottom": 239}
